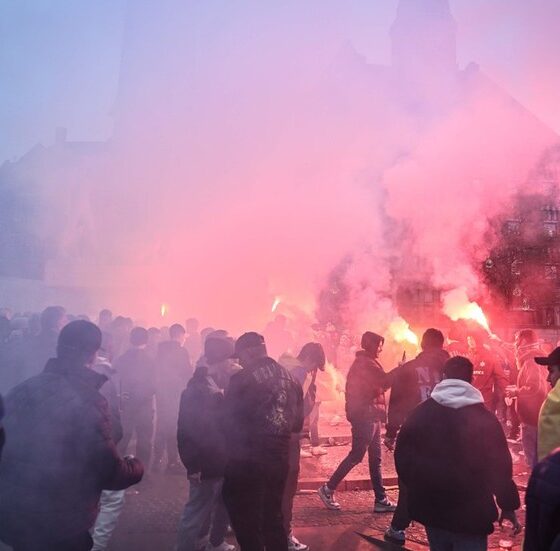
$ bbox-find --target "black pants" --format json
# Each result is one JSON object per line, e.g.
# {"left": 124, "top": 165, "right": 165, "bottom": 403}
{"left": 281, "top": 436, "right": 301, "bottom": 534}
{"left": 154, "top": 403, "right": 179, "bottom": 465}
{"left": 119, "top": 403, "right": 154, "bottom": 467}
{"left": 9, "top": 532, "right": 93, "bottom": 551}
{"left": 223, "top": 460, "right": 289, "bottom": 551}
{"left": 391, "top": 478, "right": 410, "bottom": 531}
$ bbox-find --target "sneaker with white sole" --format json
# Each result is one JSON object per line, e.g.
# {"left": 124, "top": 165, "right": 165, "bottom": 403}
{"left": 384, "top": 526, "right": 406, "bottom": 545}
{"left": 373, "top": 497, "right": 397, "bottom": 513}
{"left": 318, "top": 483, "right": 341, "bottom": 511}
{"left": 206, "top": 542, "right": 236, "bottom": 551}
{"left": 311, "top": 446, "right": 328, "bottom": 456}
{"left": 300, "top": 448, "right": 313, "bottom": 458}
{"left": 288, "top": 532, "right": 310, "bottom": 551}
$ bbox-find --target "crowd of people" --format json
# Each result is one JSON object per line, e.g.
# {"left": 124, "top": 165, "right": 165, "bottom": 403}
{"left": 0, "top": 305, "right": 558, "bottom": 551}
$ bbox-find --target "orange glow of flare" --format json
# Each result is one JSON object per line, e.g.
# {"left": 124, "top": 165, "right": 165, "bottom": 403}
{"left": 271, "top": 296, "right": 281, "bottom": 313}
{"left": 388, "top": 317, "right": 419, "bottom": 346}
{"left": 442, "top": 287, "right": 493, "bottom": 334}
{"left": 160, "top": 303, "right": 169, "bottom": 318}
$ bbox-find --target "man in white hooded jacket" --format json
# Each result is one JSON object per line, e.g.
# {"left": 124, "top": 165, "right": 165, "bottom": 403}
{"left": 395, "top": 356, "right": 521, "bottom": 550}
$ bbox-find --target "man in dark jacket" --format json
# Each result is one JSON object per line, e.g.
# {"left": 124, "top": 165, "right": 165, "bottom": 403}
{"left": 176, "top": 332, "right": 235, "bottom": 551}
{"left": 0, "top": 320, "right": 143, "bottom": 551}
{"left": 510, "top": 329, "right": 548, "bottom": 469}
{"left": 318, "top": 331, "right": 395, "bottom": 513}
{"left": 114, "top": 326, "right": 156, "bottom": 468}
{"left": 524, "top": 448, "right": 560, "bottom": 551}
{"left": 154, "top": 323, "right": 192, "bottom": 473}
{"left": 395, "top": 356, "right": 520, "bottom": 550}
{"left": 384, "top": 328, "right": 449, "bottom": 544}
{"left": 222, "top": 332, "right": 304, "bottom": 551}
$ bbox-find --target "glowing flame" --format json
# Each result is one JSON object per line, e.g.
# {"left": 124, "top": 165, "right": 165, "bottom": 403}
{"left": 442, "top": 287, "right": 492, "bottom": 334}
{"left": 160, "top": 303, "right": 169, "bottom": 317}
{"left": 271, "top": 296, "right": 281, "bottom": 313}
{"left": 388, "top": 317, "right": 419, "bottom": 346}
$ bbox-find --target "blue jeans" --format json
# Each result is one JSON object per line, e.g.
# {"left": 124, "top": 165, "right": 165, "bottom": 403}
{"left": 177, "top": 477, "right": 229, "bottom": 551}
{"left": 327, "top": 418, "right": 386, "bottom": 501}
{"left": 426, "top": 526, "right": 487, "bottom": 551}
{"left": 521, "top": 423, "right": 538, "bottom": 470}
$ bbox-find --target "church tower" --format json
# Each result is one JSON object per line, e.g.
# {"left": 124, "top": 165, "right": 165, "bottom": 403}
{"left": 390, "top": 0, "right": 457, "bottom": 83}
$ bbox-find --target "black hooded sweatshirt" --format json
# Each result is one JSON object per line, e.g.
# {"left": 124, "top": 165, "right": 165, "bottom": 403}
{"left": 386, "top": 348, "right": 449, "bottom": 438}
{"left": 345, "top": 350, "right": 392, "bottom": 423}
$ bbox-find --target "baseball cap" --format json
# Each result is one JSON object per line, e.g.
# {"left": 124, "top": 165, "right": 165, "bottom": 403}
{"left": 535, "top": 347, "right": 560, "bottom": 366}
{"left": 233, "top": 332, "right": 265, "bottom": 357}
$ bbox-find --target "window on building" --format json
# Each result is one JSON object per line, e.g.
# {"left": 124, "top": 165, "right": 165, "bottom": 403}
{"left": 544, "top": 222, "right": 557, "bottom": 237}
{"left": 545, "top": 265, "right": 558, "bottom": 279}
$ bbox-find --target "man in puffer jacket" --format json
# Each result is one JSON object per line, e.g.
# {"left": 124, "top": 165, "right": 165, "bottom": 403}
{"left": 395, "top": 356, "right": 520, "bottom": 550}
{"left": 511, "top": 329, "right": 548, "bottom": 469}
{"left": 318, "top": 331, "right": 395, "bottom": 513}
{"left": 0, "top": 320, "right": 143, "bottom": 551}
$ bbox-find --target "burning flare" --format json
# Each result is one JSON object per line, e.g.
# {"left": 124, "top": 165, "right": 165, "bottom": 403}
{"left": 160, "top": 303, "right": 169, "bottom": 318}
{"left": 388, "top": 317, "right": 419, "bottom": 346}
{"left": 442, "top": 287, "right": 492, "bottom": 334}
{"left": 271, "top": 296, "right": 281, "bottom": 313}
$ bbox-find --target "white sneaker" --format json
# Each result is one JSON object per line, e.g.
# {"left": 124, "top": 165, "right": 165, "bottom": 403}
{"left": 288, "top": 532, "right": 310, "bottom": 551}
{"left": 300, "top": 448, "right": 313, "bottom": 458}
{"left": 206, "top": 542, "right": 236, "bottom": 551}
{"left": 312, "top": 446, "right": 328, "bottom": 456}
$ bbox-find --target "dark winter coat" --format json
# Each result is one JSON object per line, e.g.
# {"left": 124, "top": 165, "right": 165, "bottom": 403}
{"left": 345, "top": 351, "right": 392, "bottom": 423}
{"left": 177, "top": 365, "right": 227, "bottom": 479}
{"left": 395, "top": 380, "right": 520, "bottom": 535}
{"left": 156, "top": 341, "right": 192, "bottom": 419}
{"left": 114, "top": 347, "right": 156, "bottom": 411}
{"left": 223, "top": 356, "right": 304, "bottom": 466}
{"left": 386, "top": 348, "right": 449, "bottom": 438}
{"left": 515, "top": 344, "right": 548, "bottom": 426}
{"left": 0, "top": 358, "right": 143, "bottom": 544}
{"left": 524, "top": 448, "right": 560, "bottom": 551}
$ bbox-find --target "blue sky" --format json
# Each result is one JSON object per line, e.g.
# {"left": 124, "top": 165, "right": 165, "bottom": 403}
{"left": 1, "top": 0, "right": 559, "bottom": 162}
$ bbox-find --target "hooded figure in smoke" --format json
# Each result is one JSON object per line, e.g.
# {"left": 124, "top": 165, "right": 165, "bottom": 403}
{"left": 176, "top": 331, "right": 236, "bottom": 551}
{"left": 0, "top": 320, "right": 143, "bottom": 551}
{"left": 318, "top": 331, "right": 396, "bottom": 513}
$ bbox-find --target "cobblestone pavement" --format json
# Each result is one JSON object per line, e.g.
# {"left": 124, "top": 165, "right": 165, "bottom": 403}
{"left": 108, "top": 472, "right": 526, "bottom": 550}
{"left": 107, "top": 414, "right": 529, "bottom": 550}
